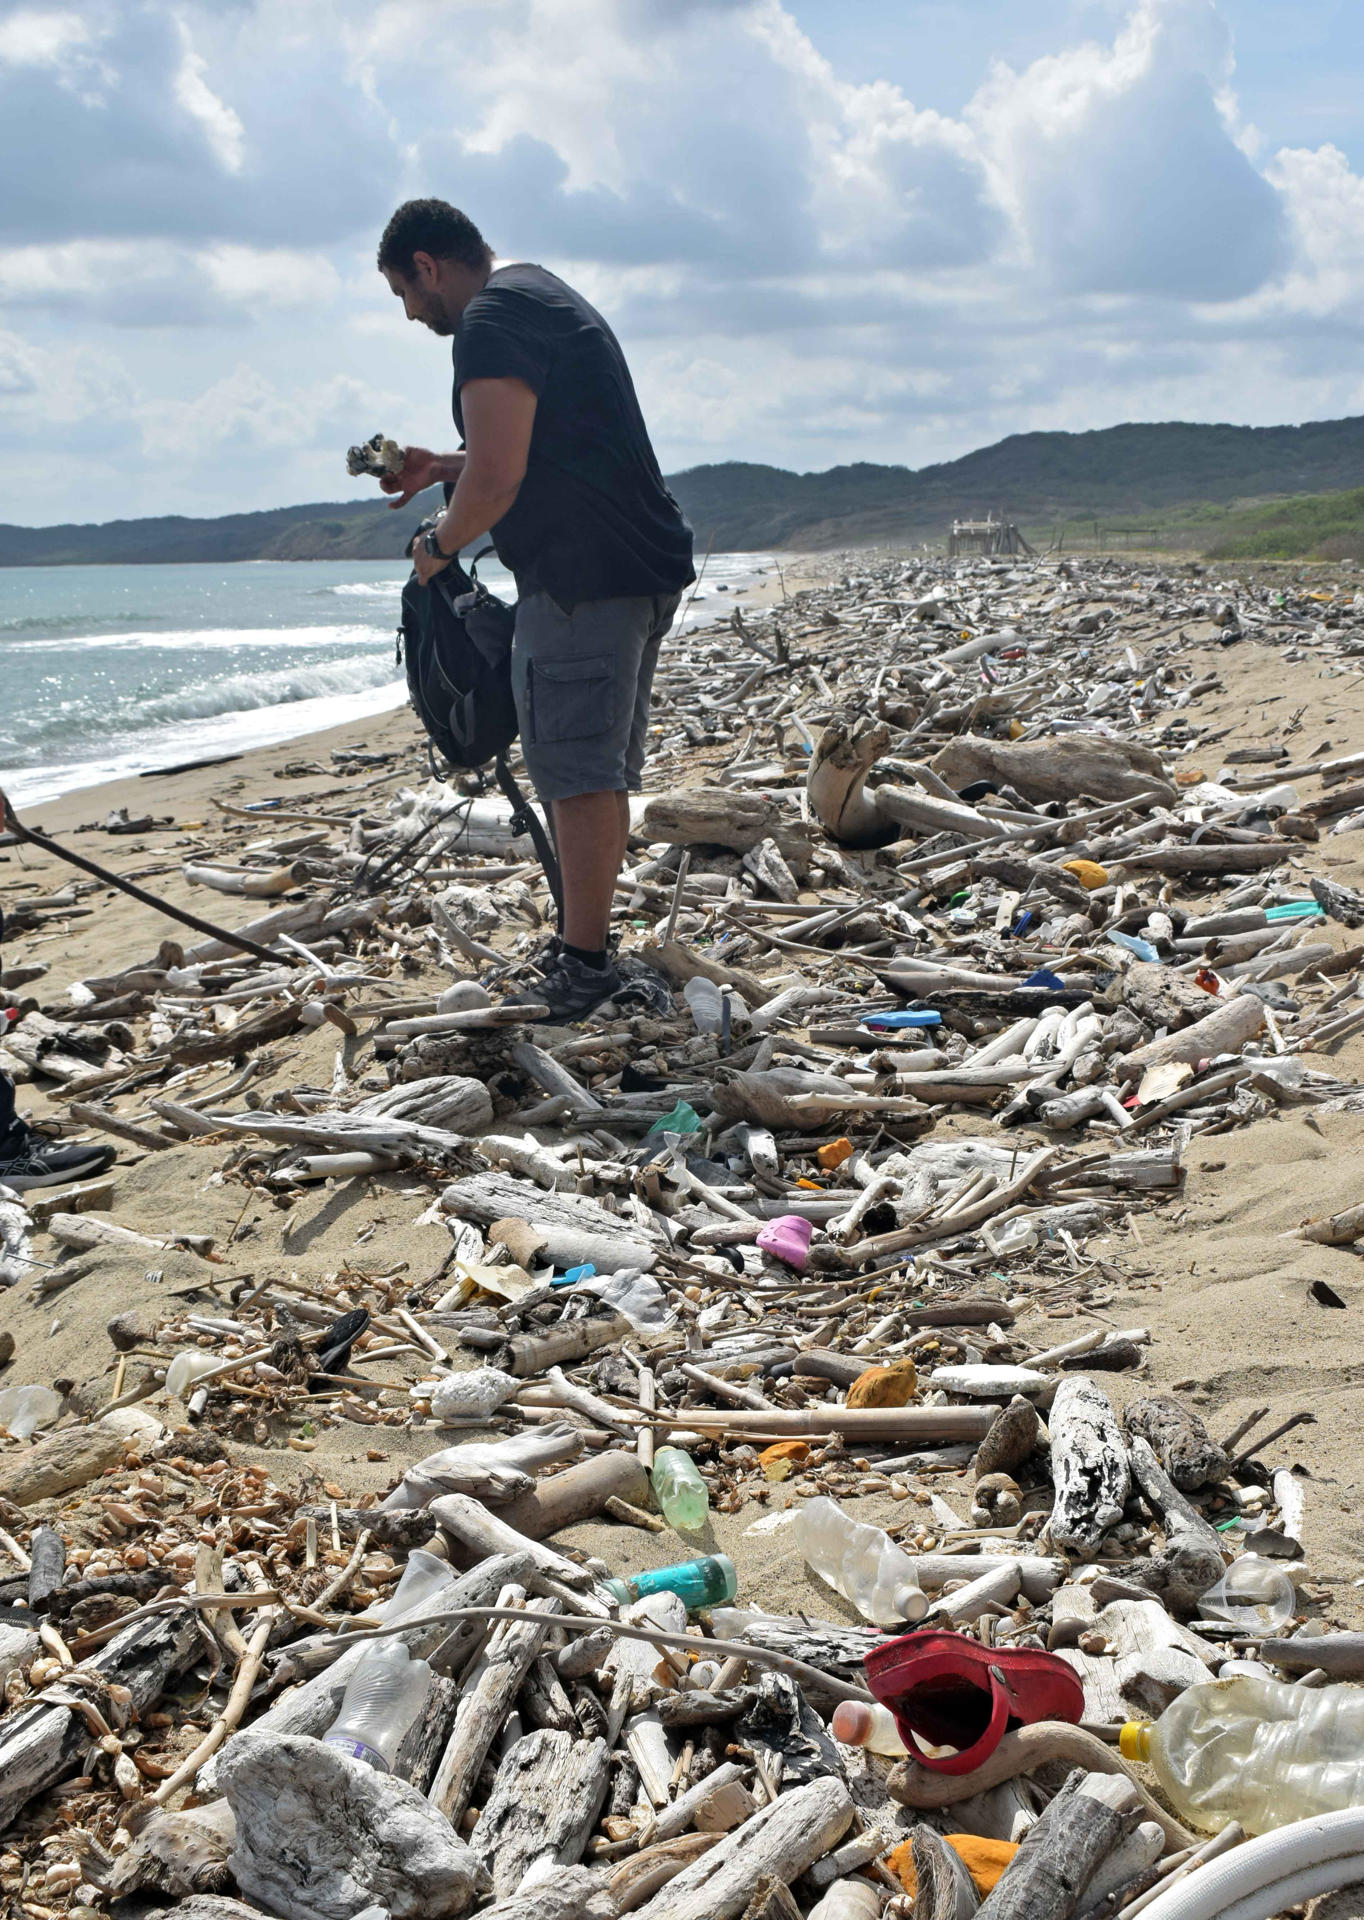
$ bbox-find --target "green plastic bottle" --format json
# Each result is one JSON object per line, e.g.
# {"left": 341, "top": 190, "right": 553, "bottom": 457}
{"left": 605, "top": 1553, "right": 737, "bottom": 1612}
{"left": 651, "top": 1446, "right": 709, "bottom": 1530}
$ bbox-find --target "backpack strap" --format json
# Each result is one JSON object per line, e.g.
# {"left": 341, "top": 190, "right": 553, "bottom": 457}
{"left": 494, "top": 755, "right": 564, "bottom": 932}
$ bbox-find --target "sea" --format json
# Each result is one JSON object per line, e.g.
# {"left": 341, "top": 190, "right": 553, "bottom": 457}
{"left": 0, "top": 550, "right": 778, "bottom": 808}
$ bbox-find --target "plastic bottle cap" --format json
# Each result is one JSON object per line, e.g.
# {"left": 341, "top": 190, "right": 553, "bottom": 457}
{"left": 1118, "top": 1722, "right": 1151, "bottom": 1763}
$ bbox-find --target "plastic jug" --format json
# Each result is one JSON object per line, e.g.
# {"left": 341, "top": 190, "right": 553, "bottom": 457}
{"left": 795, "top": 1496, "right": 928, "bottom": 1629}
{"left": 324, "top": 1639, "right": 432, "bottom": 1772}
{"left": 0, "top": 1385, "right": 62, "bottom": 1441}
{"left": 651, "top": 1447, "right": 709, "bottom": 1531}
{"left": 831, "top": 1699, "right": 909, "bottom": 1756}
{"left": 1121, "top": 1674, "right": 1364, "bottom": 1834}
{"left": 755, "top": 1214, "right": 812, "bottom": 1270}
{"left": 605, "top": 1553, "right": 737, "bottom": 1612}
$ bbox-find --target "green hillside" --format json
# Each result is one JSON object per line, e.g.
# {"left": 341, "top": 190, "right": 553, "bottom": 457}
{"left": 7, "top": 413, "right": 1364, "bottom": 563}
{"left": 1200, "top": 488, "right": 1364, "bottom": 562}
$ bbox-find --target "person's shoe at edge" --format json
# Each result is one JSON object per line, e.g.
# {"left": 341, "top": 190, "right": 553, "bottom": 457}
{"left": 505, "top": 950, "right": 624, "bottom": 1022}
{"left": 0, "top": 1133, "right": 116, "bottom": 1192}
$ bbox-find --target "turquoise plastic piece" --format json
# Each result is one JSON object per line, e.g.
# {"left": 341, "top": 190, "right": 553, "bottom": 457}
{"left": 1265, "top": 901, "right": 1325, "bottom": 923}
{"left": 605, "top": 1553, "right": 738, "bottom": 1612}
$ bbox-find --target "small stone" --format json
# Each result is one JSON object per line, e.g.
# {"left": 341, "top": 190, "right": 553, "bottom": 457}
{"left": 972, "top": 1395, "right": 1041, "bottom": 1478}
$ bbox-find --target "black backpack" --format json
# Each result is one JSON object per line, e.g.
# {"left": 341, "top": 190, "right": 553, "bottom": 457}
{"left": 397, "top": 537, "right": 563, "bottom": 920}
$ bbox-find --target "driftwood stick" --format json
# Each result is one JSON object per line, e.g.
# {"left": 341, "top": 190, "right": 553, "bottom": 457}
{"left": 428, "top": 1588, "right": 560, "bottom": 1822}
{"left": 974, "top": 1771, "right": 1140, "bottom": 1920}
{"left": 628, "top": 1775, "right": 855, "bottom": 1920}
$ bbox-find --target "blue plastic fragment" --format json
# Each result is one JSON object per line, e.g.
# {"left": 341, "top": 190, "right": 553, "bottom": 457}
{"left": 551, "top": 1262, "right": 596, "bottom": 1289}
{"left": 1023, "top": 969, "right": 1066, "bottom": 991}
{"left": 860, "top": 1009, "right": 943, "bottom": 1029}
{"left": 1107, "top": 929, "right": 1160, "bottom": 962}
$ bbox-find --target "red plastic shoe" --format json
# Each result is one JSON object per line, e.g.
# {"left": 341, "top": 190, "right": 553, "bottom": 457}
{"left": 864, "top": 1629, "right": 1085, "bottom": 1775}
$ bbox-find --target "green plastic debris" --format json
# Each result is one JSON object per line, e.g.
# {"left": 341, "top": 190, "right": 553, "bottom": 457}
{"left": 646, "top": 1100, "right": 703, "bottom": 1137}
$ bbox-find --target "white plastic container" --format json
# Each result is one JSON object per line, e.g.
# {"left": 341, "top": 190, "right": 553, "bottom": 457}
{"left": 830, "top": 1699, "right": 909, "bottom": 1756}
{"left": 165, "top": 1351, "right": 220, "bottom": 1399}
{"left": 375, "top": 1548, "right": 454, "bottom": 1621}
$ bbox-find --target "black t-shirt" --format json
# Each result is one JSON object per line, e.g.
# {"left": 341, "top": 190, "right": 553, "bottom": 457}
{"left": 451, "top": 264, "right": 694, "bottom": 608}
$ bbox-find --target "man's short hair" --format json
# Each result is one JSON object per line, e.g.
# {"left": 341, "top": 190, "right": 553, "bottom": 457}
{"left": 377, "top": 199, "right": 493, "bottom": 278}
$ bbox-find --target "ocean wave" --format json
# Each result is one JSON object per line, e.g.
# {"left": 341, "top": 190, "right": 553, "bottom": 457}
{"left": 322, "top": 580, "right": 406, "bottom": 598}
{"left": 0, "top": 622, "right": 388, "bottom": 655}
{"left": 0, "top": 609, "right": 161, "bottom": 636}
{"left": 137, "top": 654, "right": 399, "bottom": 725}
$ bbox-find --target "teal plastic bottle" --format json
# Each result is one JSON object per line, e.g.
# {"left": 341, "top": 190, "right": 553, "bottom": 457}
{"left": 606, "top": 1553, "right": 737, "bottom": 1612}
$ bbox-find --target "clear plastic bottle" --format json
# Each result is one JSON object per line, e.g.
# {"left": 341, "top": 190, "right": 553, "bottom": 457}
{"left": 1121, "top": 1674, "right": 1364, "bottom": 1834}
{"left": 795, "top": 1496, "right": 927, "bottom": 1629}
{"left": 0, "top": 1385, "right": 62, "bottom": 1441}
{"left": 376, "top": 1548, "right": 454, "bottom": 1621}
{"left": 606, "top": 1553, "right": 737, "bottom": 1612}
{"left": 830, "top": 1699, "right": 909, "bottom": 1757}
{"left": 651, "top": 1447, "right": 709, "bottom": 1531}
{"left": 324, "top": 1639, "right": 432, "bottom": 1773}
{"left": 683, "top": 977, "right": 724, "bottom": 1034}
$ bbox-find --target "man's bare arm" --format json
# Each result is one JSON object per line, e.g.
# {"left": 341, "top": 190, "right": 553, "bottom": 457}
{"left": 411, "top": 378, "right": 537, "bottom": 582}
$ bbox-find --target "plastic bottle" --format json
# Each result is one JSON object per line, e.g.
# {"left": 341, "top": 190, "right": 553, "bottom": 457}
{"left": 683, "top": 977, "right": 724, "bottom": 1034}
{"left": 324, "top": 1640, "right": 432, "bottom": 1772}
{"left": 376, "top": 1548, "right": 454, "bottom": 1621}
{"left": 830, "top": 1699, "right": 909, "bottom": 1757}
{"left": 605, "top": 1553, "right": 737, "bottom": 1612}
{"left": 1120, "top": 1674, "right": 1364, "bottom": 1834}
{"left": 795, "top": 1496, "right": 928, "bottom": 1629}
{"left": 651, "top": 1447, "right": 709, "bottom": 1531}
{"left": 165, "top": 1351, "right": 220, "bottom": 1399}
{"left": 0, "top": 1385, "right": 62, "bottom": 1441}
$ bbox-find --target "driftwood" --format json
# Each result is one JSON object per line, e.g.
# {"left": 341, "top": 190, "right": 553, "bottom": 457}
{"left": 383, "top": 1426, "right": 586, "bottom": 1510}
{"left": 1116, "top": 993, "right": 1264, "bottom": 1081}
{"left": 1047, "top": 1376, "right": 1131, "bottom": 1557}
{"left": 0, "top": 1417, "right": 129, "bottom": 1506}
{"left": 429, "top": 1494, "right": 604, "bottom": 1603}
{"left": 629, "top": 1775, "right": 855, "bottom": 1920}
{"left": 929, "top": 734, "right": 1176, "bottom": 807}
{"left": 639, "top": 790, "right": 818, "bottom": 867}
{"left": 470, "top": 1729, "right": 611, "bottom": 1897}
{"left": 492, "top": 1451, "right": 649, "bottom": 1538}
{"left": 974, "top": 1771, "right": 1140, "bottom": 1920}
{"left": 218, "top": 1731, "right": 490, "bottom": 1920}
{"left": 0, "top": 1597, "right": 204, "bottom": 1830}
{"left": 1121, "top": 1437, "right": 1225, "bottom": 1612}
{"left": 1261, "top": 1631, "right": 1364, "bottom": 1678}
{"left": 805, "top": 714, "right": 896, "bottom": 848}
{"left": 909, "top": 1826, "right": 981, "bottom": 1920}
{"left": 1123, "top": 1396, "right": 1230, "bottom": 1491}
{"left": 442, "top": 1173, "right": 659, "bottom": 1271}
{"left": 429, "top": 1589, "right": 560, "bottom": 1822}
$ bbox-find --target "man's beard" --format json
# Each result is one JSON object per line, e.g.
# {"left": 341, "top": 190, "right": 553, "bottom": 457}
{"left": 421, "top": 302, "right": 454, "bottom": 336}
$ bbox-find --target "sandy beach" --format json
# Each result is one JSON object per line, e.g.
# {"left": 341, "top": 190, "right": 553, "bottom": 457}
{"left": 5, "top": 551, "right": 1364, "bottom": 1630}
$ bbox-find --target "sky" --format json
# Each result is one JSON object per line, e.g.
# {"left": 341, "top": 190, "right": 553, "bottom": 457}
{"left": 1, "top": 0, "right": 1362, "bottom": 524}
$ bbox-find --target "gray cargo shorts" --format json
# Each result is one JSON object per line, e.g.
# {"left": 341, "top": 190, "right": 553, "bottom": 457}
{"left": 511, "top": 589, "right": 681, "bottom": 804}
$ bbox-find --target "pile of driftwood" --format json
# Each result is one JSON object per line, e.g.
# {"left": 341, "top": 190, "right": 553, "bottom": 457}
{"left": 1, "top": 550, "right": 1364, "bottom": 1918}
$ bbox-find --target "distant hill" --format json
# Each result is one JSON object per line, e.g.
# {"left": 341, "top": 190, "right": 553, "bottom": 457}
{"left": 7, "top": 413, "right": 1364, "bottom": 563}
{"left": 1200, "top": 487, "right": 1364, "bottom": 563}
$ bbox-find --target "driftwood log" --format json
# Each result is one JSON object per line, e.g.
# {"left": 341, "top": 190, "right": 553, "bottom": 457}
{"left": 1123, "top": 1396, "right": 1231, "bottom": 1491}
{"left": 429, "top": 1590, "right": 561, "bottom": 1823}
{"left": 0, "top": 1598, "right": 203, "bottom": 1830}
{"left": 442, "top": 1172, "right": 659, "bottom": 1271}
{"left": 805, "top": 714, "right": 896, "bottom": 848}
{"left": 629, "top": 1775, "right": 855, "bottom": 1920}
{"left": 1116, "top": 993, "right": 1264, "bottom": 1082}
{"left": 470, "top": 1729, "right": 611, "bottom": 1897}
{"left": 929, "top": 735, "right": 1176, "bottom": 807}
{"left": 1048, "top": 1376, "right": 1131, "bottom": 1557}
{"left": 973, "top": 1771, "right": 1141, "bottom": 1920}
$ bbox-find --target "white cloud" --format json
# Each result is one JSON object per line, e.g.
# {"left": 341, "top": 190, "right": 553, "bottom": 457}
{"left": 0, "top": 0, "right": 1363, "bottom": 521}
{"left": 173, "top": 28, "right": 246, "bottom": 175}
{"left": 0, "top": 9, "right": 92, "bottom": 67}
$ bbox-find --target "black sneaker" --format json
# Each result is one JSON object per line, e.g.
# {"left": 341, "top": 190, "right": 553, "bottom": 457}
{"left": 0, "top": 1134, "right": 116, "bottom": 1193}
{"left": 505, "top": 951, "right": 625, "bottom": 1022}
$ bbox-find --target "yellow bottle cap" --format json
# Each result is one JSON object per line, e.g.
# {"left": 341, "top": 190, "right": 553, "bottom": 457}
{"left": 1119, "top": 1722, "right": 1152, "bottom": 1763}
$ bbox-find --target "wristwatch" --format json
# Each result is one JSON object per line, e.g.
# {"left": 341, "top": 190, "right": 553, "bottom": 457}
{"left": 422, "top": 525, "right": 451, "bottom": 561}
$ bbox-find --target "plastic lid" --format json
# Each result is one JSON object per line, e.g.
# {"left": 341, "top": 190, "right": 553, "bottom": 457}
{"left": 1118, "top": 1721, "right": 1151, "bottom": 1763}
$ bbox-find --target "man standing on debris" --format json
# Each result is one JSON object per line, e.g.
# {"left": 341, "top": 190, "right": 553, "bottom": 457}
{"left": 372, "top": 199, "right": 695, "bottom": 1021}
